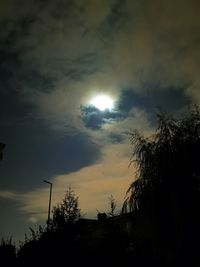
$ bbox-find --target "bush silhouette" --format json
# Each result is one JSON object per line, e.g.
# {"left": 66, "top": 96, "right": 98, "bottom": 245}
{"left": 0, "top": 237, "right": 16, "bottom": 266}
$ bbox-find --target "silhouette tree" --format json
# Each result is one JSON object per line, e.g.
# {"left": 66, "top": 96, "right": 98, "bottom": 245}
{"left": 108, "top": 195, "right": 117, "bottom": 217}
{"left": 52, "top": 187, "right": 81, "bottom": 230}
{"left": 122, "top": 107, "right": 200, "bottom": 266}
{"left": 123, "top": 107, "right": 200, "bottom": 211}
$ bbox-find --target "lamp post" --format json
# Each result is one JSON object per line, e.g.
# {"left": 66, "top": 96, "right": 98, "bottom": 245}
{"left": 43, "top": 180, "right": 53, "bottom": 230}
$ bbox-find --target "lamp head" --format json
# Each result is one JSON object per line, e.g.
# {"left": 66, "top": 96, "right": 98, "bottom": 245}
{"left": 43, "top": 180, "right": 52, "bottom": 185}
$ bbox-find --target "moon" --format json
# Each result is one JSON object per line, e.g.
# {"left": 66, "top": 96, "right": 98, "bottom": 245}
{"left": 90, "top": 95, "right": 114, "bottom": 111}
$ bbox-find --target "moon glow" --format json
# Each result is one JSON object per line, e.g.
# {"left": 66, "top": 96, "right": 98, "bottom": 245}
{"left": 90, "top": 95, "right": 114, "bottom": 111}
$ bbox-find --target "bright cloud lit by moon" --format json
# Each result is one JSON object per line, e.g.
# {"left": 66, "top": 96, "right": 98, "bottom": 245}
{"left": 89, "top": 95, "right": 114, "bottom": 111}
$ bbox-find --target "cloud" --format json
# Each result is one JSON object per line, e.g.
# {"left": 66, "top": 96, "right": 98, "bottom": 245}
{"left": 1, "top": 0, "right": 199, "bottom": 136}
{"left": 81, "top": 105, "right": 122, "bottom": 130}
{"left": 0, "top": 191, "right": 23, "bottom": 201}
{"left": 0, "top": 142, "right": 133, "bottom": 222}
{"left": 19, "top": 0, "right": 200, "bottom": 130}
{"left": 0, "top": 107, "right": 152, "bottom": 222}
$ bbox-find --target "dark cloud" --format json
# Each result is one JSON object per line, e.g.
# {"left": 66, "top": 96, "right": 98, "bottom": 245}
{"left": 0, "top": 0, "right": 102, "bottom": 95}
{"left": 118, "top": 87, "right": 191, "bottom": 116}
{"left": 0, "top": 90, "right": 33, "bottom": 126}
{"left": 0, "top": 121, "right": 100, "bottom": 191}
{"left": 0, "top": 90, "right": 100, "bottom": 192}
{"left": 81, "top": 105, "right": 123, "bottom": 130}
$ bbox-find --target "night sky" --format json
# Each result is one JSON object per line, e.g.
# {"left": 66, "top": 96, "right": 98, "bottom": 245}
{"left": 0, "top": 0, "right": 199, "bottom": 243}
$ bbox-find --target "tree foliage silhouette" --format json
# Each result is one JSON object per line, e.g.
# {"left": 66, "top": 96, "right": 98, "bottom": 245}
{"left": 52, "top": 187, "right": 81, "bottom": 230}
{"left": 122, "top": 107, "right": 200, "bottom": 266}
{"left": 108, "top": 195, "right": 117, "bottom": 217}
{"left": 123, "top": 107, "right": 200, "bottom": 213}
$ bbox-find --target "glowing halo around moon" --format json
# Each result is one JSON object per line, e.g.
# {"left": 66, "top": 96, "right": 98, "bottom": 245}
{"left": 89, "top": 95, "right": 114, "bottom": 111}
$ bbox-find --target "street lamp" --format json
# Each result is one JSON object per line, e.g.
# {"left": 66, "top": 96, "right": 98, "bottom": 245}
{"left": 43, "top": 180, "right": 53, "bottom": 230}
